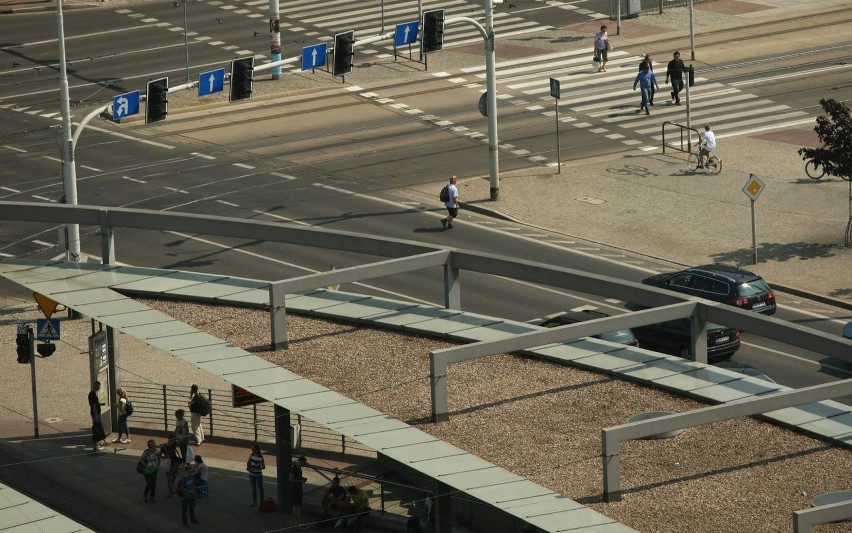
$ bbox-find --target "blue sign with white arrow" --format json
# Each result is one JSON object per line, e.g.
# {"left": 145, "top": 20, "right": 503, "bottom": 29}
{"left": 394, "top": 21, "right": 419, "bottom": 47}
{"left": 301, "top": 43, "right": 328, "bottom": 71}
{"left": 198, "top": 68, "right": 225, "bottom": 97}
{"left": 36, "top": 318, "right": 60, "bottom": 341}
{"left": 112, "top": 90, "right": 140, "bottom": 121}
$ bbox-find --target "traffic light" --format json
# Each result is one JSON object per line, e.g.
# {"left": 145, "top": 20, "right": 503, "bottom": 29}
{"left": 332, "top": 31, "right": 355, "bottom": 77}
{"left": 422, "top": 9, "right": 445, "bottom": 54}
{"left": 230, "top": 57, "right": 255, "bottom": 102}
{"left": 145, "top": 77, "right": 169, "bottom": 125}
{"left": 16, "top": 327, "right": 33, "bottom": 364}
{"left": 37, "top": 342, "right": 56, "bottom": 357}
{"left": 688, "top": 65, "right": 695, "bottom": 87}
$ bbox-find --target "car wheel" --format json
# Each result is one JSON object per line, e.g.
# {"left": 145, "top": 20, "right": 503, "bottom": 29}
{"left": 678, "top": 345, "right": 691, "bottom": 359}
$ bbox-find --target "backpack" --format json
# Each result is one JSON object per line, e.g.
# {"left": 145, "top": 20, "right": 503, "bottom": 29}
{"left": 124, "top": 400, "right": 134, "bottom": 416}
{"left": 195, "top": 394, "right": 211, "bottom": 416}
{"left": 439, "top": 184, "right": 449, "bottom": 203}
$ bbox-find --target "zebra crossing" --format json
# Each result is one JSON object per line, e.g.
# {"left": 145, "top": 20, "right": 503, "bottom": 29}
{"left": 441, "top": 47, "right": 815, "bottom": 149}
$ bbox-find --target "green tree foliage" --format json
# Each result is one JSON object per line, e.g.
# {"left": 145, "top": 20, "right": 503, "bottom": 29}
{"left": 798, "top": 98, "right": 852, "bottom": 181}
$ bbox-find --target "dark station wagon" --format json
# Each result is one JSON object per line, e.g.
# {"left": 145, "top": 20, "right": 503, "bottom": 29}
{"left": 632, "top": 318, "right": 740, "bottom": 361}
{"left": 643, "top": 264, "right": 776, "bottom": 315}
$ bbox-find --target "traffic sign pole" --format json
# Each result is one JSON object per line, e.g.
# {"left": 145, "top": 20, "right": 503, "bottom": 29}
{"left": 550, "top": 78, "right": 561, "bottom": 174}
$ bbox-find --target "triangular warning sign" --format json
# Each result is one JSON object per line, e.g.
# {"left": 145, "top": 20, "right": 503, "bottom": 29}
{"left": 33, "top": 293, "right": 58, "bottom": 318}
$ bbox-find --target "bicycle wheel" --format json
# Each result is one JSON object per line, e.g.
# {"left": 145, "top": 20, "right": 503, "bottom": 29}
{"left": 805, "top": 160, "right": 824, "bottom": 179}
{"left": 687, "top": 152, "right": 700, "bottom": 171}
{"left": 707, "top": 157, "right": 722, "bottom": 175}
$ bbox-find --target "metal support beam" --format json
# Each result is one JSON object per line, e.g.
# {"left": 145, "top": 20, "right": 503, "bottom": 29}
{"left": 443, "top": 261, "right": 460, "bottom": 310}
{"left": 602, "top": 379, "right": 852, "bottom": 501}
{"left": 269, "top": 282, "right": 288, "bottom": 350}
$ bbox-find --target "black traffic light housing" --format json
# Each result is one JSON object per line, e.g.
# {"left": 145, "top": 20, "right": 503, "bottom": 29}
{"left": 145, "top": 77, "right": 169, "bottom": 124}
{"left": 422, "top": 9, "right": 445, "bottom": 54}
{"left": 332, "top": 31, "right": 355, "bottom": 77}
{"left": 16, "top": 327, "right": 33, "bottom": 364}
{"left": 688, "top": 65, "right": 695, "bottom": 87}
{"left": 37, "top": 342, "right": 56, "bottom": 357}
{"left": 230, "top": 57, "right": 255, "bottom": 102}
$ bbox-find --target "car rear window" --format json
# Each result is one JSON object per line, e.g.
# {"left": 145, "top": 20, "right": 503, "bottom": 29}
{"left": 600, "top": 330, "right": 636, "bottom": 344}
{"left": 736, "top": 278, "right": 771, "bottom": 297}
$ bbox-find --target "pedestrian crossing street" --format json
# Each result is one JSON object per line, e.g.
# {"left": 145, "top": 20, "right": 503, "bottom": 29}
{"left": 115, "top": 0, "right": 606, "bottom": 70}
{"left": 436, "top": 47, "right": 815, "bottom": 153}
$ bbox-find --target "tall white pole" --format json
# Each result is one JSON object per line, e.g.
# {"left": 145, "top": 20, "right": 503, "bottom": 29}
{"left": 484, "top": 0, "right": 499, "bottom": 200}
{"left": 183, "top": 0, "right": 190, "bottom": 82}
{"left": 269, "top": 0, "right": 281, "bottom": 80}
{"left": 56, "top": 0, "right": 81, "bottom": 263}
{"left": 688, "top": 0, "right": 695, "bottom": 60}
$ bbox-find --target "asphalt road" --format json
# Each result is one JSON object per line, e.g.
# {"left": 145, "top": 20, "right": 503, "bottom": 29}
{"left": 2, "top": 3, "right": 851, "bottom": 395}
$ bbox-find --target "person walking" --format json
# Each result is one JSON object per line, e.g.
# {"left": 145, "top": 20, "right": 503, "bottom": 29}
{"left": 440, "top": 175, "right": 459, "bottom": 230}
{"left": 246, "top": 444, "right": 266, "bottom": 507}
{"left": 665, "top": 51, "right": 686, "bottom": 105}
{"left": 289, "top": 455, "right": 308, "bottom": 528}
{"left": 113, "top": 386, "right": 131, "bottom": 444}
{"left": 174, "top": 409, "right": 191, "bottom": 460}
{"left": 593, "top": 25, "right": 609, "bottom": 72}
{"left": 187, "top": 384, "right": 205, "bottom": 446}
{"left": 159, "top": 433, "right": 182, "bottom": 498}
{"left": 639, "top": 54, "right": 655, "bottom": 105}
{"left": 176, "top": 465, "right": 201, "bottom": 526}
{"left": 632, "top": 63, "right": 659, "bottom": 115}
{"left": 88, "top": 381, "right": 106, "bottom": 451}
{"left": 141, "top": 439, "right": 161, "bottom": 503}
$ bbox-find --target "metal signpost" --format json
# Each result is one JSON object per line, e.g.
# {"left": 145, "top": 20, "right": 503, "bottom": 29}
{"left": 550, "top": 78, "right": 561, "bottom": 173}
{"left": 301, "top": 43, "right": 328, "bottom": 71}
{"left": 198, "top": 68, "right": 225, "bottom": 97}
{"left": 743, "top": 173, "right": 766, "bottom": 264}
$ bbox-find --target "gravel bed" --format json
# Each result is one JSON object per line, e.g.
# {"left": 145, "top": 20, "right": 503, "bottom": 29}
{"left": 138, "top": 298, "right": 852, "bottom": 533}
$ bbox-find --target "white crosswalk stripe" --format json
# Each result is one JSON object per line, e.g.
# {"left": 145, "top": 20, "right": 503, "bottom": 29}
{"left": 227, "top": 0, "right": 554, "bottom": 53}
{"left": 436, "top": 47, "right": 814, "bottom": 146}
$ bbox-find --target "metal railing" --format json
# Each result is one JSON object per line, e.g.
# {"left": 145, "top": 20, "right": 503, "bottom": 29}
{"left": 123, "top": 380, "right": 374, "bottom": 456}
{"left": 662, "top": 121, "right": 699, "bottom": 154}
{"left": 609, "top": 0, "right": 714, "bottom": 18}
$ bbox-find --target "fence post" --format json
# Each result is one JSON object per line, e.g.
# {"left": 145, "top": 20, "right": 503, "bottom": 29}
{"left": 253, "top": 403, "right": 258, "bottom": 442}
{"left": 162, "top": 385, "right": 168, "bottom": 431}
{"left": 207, "top": 388, "right": 213, "bottom": 436}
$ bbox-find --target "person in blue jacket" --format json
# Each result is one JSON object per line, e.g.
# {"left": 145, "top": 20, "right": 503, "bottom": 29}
{"left": 632, "top": 63, "right": 659, "bottom": 115}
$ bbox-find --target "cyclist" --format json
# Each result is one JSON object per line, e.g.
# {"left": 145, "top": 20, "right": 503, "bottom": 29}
{"left": 696, "top": 124, "right": 716, "bottom": 168}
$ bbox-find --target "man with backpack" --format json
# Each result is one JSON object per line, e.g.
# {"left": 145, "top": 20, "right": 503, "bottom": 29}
{"left": 439, "top": 175, "right": 459, "bottom": 230}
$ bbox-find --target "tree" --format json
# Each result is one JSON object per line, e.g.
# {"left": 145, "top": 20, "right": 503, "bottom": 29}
{"left": 798, "top": 98, "right": 852, "bottom": 181}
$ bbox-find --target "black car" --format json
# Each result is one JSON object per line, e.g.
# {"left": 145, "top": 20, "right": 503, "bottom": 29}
{"left": 642, "top": 264, "right": 776, "bottom": 315}
{"left": 538, "top": 310, "right": 639, "bottom": 347}
{"left": 632, "top": 318, "right": 740, "bottom": 361}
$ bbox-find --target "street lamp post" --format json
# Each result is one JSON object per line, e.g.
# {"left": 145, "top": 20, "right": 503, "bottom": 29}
{"left": 484, "top": 0, "right": 499, "bottom": 200}
{"left": 56, "top": 0, "right": 81, "bottom": 263}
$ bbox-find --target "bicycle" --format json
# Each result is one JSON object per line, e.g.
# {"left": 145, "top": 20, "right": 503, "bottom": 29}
{"left": 804, "top": 158, "right": 826, "bottom": 179}
{"left": 687, "top": 145, "right": 722, "bottom": 174}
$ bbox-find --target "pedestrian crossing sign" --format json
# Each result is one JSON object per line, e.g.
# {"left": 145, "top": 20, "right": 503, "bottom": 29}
{"left": 36, "top": 318, "right": 61, "bottom": 341}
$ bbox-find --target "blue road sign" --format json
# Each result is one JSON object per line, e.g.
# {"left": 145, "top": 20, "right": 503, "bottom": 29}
{"left": 549, "top": 78, "right": 561, "bottom": 99}
{"left": 199, "top": 68, "right": 225, "bottom": 97}
{"left": 394, "top": 21, "right": 419, "bottom": 47}
{"left": 36, "top": 318, "right": 60, "bottom": 341}
{"left": 301, "top": 43, "right": 328, "bottom": 71}
{"left": 112, "top": 90, "right": 140, "bottom": 121}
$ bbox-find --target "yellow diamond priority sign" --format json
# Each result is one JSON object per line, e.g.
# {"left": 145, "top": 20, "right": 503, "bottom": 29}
{"left": 742, "top": 173, "right": 765, "bottom": 202}
{"left": 33, "top": 292, "right": 59, "bottom": 319}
